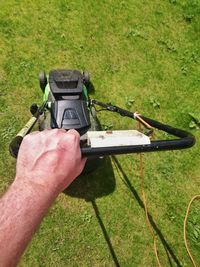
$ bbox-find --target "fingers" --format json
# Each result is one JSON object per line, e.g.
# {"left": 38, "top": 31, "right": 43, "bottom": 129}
{"left": 22, "top": 128, "right": 81, "bottom": 154}
{"left": 41, "top": 128, "right": 66, "bottom": 137}
{"left": 25, "top": 128, "right": 79, "bottom": 139}
{"left": 67, "top": 129, "right": 80, "bottom": 138}
{"left": 59, "top": 129, "right": 80, "bottom": 144}
{"left": 40, "top": 129, "right": 80, "bottom": 143}
{"left": 28, "top": 131, "right": 40, "bottom": 136}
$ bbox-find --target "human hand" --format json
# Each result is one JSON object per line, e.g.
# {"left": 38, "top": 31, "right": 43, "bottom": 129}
{"left": 15, "top": 129, "right": 86, "bottom": 195}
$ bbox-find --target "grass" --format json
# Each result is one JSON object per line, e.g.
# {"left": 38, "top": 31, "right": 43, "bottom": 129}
{"left": 0, "top": 0, "right": 200, "bottom": 266}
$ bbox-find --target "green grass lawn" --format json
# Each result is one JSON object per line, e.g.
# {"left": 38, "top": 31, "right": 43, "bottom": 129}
{"left": 0, "top": 0, "right": 200, "bottom": 266}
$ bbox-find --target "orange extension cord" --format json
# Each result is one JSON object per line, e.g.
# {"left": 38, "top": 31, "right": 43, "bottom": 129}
{"left": 139, "top": 149, "right": 162, "bottom": 267}
{"left": 135, "top": 114, "right": 200, "bottom": 266}
{"left": 184, "top": 195, "right": 200, "bottom": 267}
{"left": 136, "top": 114, "right": 200, "bottom": 267}
{"left": 137, "top": 119, "right": 162, "bottom": 267}
{"left": 140, "top": 154, "right": 200, "bottom": 267}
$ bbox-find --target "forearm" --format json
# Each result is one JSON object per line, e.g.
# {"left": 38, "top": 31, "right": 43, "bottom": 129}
{"left": 0, "top": 129, "right": 86, "bottom": 266}
{"left": 0, "top": 178, "right": 58, "bottom": 267}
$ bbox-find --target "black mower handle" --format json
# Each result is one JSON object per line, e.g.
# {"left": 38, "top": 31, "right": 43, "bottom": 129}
{"left": 9, "top": 101, "right": 195, "bottom": 158}
{"left": 79, "top": 100, "right": 195, "bottom": 156}
{"left": 81, "top": 115, "right": 195, "bottom": 157}
{"left": 10, "top": 115, "right": 195, "bottom": 158}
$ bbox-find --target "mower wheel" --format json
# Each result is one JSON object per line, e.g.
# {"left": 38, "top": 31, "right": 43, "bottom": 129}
{"left": 39, "top": 71, "right": 47, "bottom": 92}
{"left": 30, "top": 103, "right": 38, "bottom": 115}
{"left": 83, "top": 71, "right": 90, "bottom": 84}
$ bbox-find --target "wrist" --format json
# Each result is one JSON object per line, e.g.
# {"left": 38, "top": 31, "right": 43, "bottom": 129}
{"left": 13, "top": 175, "right": 59, "bottom": 201}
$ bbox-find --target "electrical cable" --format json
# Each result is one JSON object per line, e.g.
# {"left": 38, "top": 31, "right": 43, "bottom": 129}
{"left": 137, "top": 118, "right": 200, "bottom": 267}
{"left": 111, "top": 113, "right": 198, "bottom": 266}
{"left": 139, "top": 153, "right": 162, "bottom": 267}
{"left": 134, "top": 112, "right": 152, "bottom": 130}
{"left": 138, "top": 121, "right": 162, "bottom": 267}
{"left": 183, "top": 195, "right": 200, "bottom": 267}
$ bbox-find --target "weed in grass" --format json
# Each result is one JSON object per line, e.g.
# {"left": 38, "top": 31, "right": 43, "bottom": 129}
{"left": 125, "top": 96, "right": 134, "bottom": 109}
{"left": 181, "top": 65, "right": 188, "bottom": 76}
{"left": 166, "top": 209, "right": 176, "bottom": 222}
{"left": 102, "top": 123, "right": 113, "bottom": 131}
{"left": 183, "top": 14, "right": 194, "bottom": 23}
{"left": 180, "top": 50, "right": 198, "bottom": 75}
{"left": 126, "top": 24, "right": 147, "bottom": 40}
{"left": 149, "top": 97, "right": 160, "bottom": 108}
{"left": 189, "top": 121, "right": 199, "bottom": 130}
{"left": 19, "top": 60, "right": 33, "bottom": 71}
{"left": 169, "top": 0, "right": 177, "bottom": 4}
{"left": 81, "top": 211, "right": 93, "bottom": 223}
{"left": 157, "top": 38, "right": 177, "bottom": 53}
{"left": 57, "top": 0, "right": 72, "bottom": 13}
{"left": 105, "top": 63, "right": 120, "bottom": 74}
{"left": 182, "top": 0, "right": 200, "bottom": 23}
{"left": 188, "top": 112, "right": 200, "bottom": 129}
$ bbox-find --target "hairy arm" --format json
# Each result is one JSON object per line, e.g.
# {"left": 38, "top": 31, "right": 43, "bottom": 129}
{"left": 0, "top": 129, "right": 86, "bottom": 267}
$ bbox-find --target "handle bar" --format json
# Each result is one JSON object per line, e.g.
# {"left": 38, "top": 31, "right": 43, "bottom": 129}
{"left": 81, "top": 115, "right": 195, "bottom": 157}
{"left": 10, "top": 115, "right": 195, "bottom": 158}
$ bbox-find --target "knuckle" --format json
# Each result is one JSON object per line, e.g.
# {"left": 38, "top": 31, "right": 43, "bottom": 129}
{"left": 53, "top": 128, "right": 61, "bottom": 134}
{"left": 52, "top": 128, "right": 66, "bottom": 137}
{"left": 67, "top": 133, "right": 77, "bottom": 143}
{"left": 21, "top": 134, "right": 35, "bottom": 148}
{"left": 40, "top": 129, "right": 51, "bottom": 137}
{"left": 67, "top": 129, "right": 80, "bottom": 137}
{"left": 21, "top": 136, "right": 29, "bottom": 147}
{"left": 23, "top": 134, "right": 33, "bottom": 142}
{"left": 24, "top": 131, "right": 41, "bottom": 142}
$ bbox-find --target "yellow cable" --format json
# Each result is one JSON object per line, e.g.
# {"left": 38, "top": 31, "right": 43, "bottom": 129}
{"left": 128, "top": 115, "right": 200, "bottom": 266}
{"left": 136, "top": 115, "right": 200, "bottom": 266}
{"left": 139, "top": 153, "right": 162, "bottom": 267}
{"left": 184, "top": 195, "right": 200, "bottom": 267}
{"left": 138, "top": 120, "right": 162, "bottom": 267}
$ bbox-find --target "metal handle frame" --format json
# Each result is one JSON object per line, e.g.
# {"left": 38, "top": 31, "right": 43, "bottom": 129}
{"left": 81, "top": 115, "right": 195, "bottom": 157}
{"left": 9, "top": 100, "right": 195, "bottom": 158}
{"left": 80, "top": 100, "right": 195, "bottom": 156}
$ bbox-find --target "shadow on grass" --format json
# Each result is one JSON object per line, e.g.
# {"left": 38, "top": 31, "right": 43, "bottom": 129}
{"left": 64, "top": 155, "right": 182, "bottom": 266}
{"left": 91, "top": 200, "right": 121, "bottom": 267}
{"left": 64, "top": 156, "right": 121, "bottom": 266}
{"left": 112, "top": 155, "right": 182, "bottom": 267}
{"left": 64, "top": 157, "right": 115, "bottom": 200}
{"left": 87, "top": 80, "right": 95, "bottom": 95}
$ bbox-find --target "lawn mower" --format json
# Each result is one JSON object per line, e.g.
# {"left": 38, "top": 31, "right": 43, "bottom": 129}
{"left": 9, "top": 69, "right": 195, "bottom": 160}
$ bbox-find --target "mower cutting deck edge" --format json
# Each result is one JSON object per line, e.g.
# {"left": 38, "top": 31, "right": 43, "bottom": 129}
{"left": 9, "top": 69, "right": 195, "bottom": 160}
